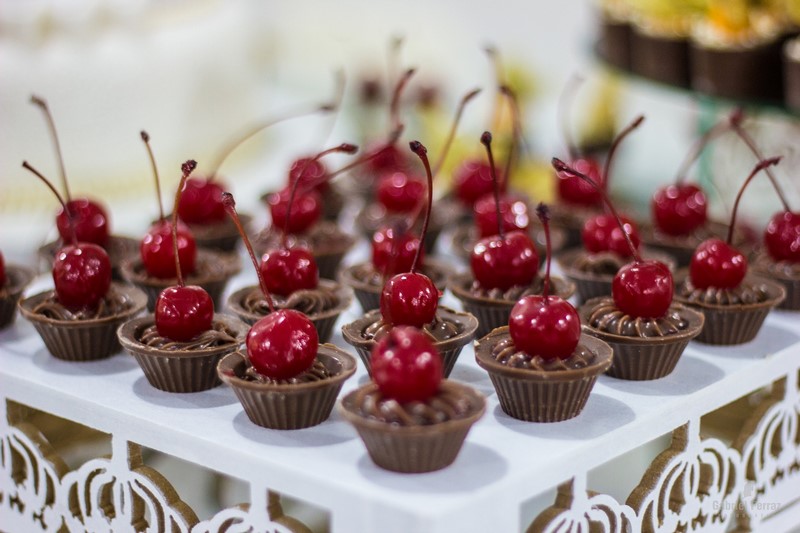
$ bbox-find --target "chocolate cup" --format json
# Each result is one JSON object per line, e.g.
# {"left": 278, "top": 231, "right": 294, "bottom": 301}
{"left": 19, "top": 283, "right": 147, "bottom": 362}
{"left": 640, "top": 219, "right": 752, "bottom": 268}
{"left": 674, "top": 273, "right": 786, "bottom": 345}
{"left": 630, "top": 29, "right": 691, "bottom": 87}
{"left": 785, "top": 40, "right": 800, "bottom": 111}
{"left": 118, "top": 314, "right": 248, "bottom": 393}
{"left": 449, "top": 272, "right": 576, "bottom": 339}
{"left": 475, "top": 327, "right": 612, "bottom": 422}
{"left": 225, "top": 280, "right": 353, "bottom": 342}
{"left": 579, "top": 298, "right": 704, "bottom": 380}
{"left": 39, "top": 235, "right": 139, "bottom": 281}
{"left": 0, "top": 265, "right": 35, "bottom": 329}
{"left": 354, "top": 202, "right": 457, "bottom": 255}
{"left": 598, "top": 16, "right": 631, "bottom": 70}
{"left": 219, "top": 345, "right": 356, "bottom": 430}
{"left": 119, "top": 249, "right": 241, "bottom": 312}
{"left": 751, "top": 254, "right": 799, "bottom": 311}
{"left": 341, "top": 306, "right": 478, "bottom": 378}
{"left": 449, "top": 223, "right": 567, "bottom": 264}
{"left": 339, "top": 380, "right": 485, "bottom": 473}
{"left": 556, "top": 247, "right": 677, "bottom": 304}
{"left": 185, "top": 213, "right": 252, "bottom": 252}
{"left": 338, "top": 259, "right": 451, "bottom": 313}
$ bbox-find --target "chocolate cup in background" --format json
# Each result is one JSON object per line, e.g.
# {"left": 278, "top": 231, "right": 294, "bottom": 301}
{"left": 556, "top": 247, "right": 677, "bottom": 305}
{"left": 19, "top": 283, "right": 147, "bottom": 362}
{"left": 475, "top": 327, "right": 613, "bottom": 422}
{"left": 118, "top": 313, "right": 247, "bottom": 393}
{"left": 219, "top": 345, "right": 356, "bottom": 430}
{"left": 674, "top": 273, "right": 786, "bottom": 346}
{"left": 0, "top": 265, "right": 35, "bottom": 329}
{"left": 548, "top": 203, "right": 604, "bottom": 250}
{"left": 785, "top": 39, "right": 800, "bottom": 111}
{"left": 338, "top": 259, "right": 451, "bottom": 313}
{"left": 640, "top": 219, "right": 753, "bottom": 268}
{"left": 225, "top": 280, "right": 353, "bottom": 342}
{"left": 39, "top": 235, "right": 139, "bottom": 282}
{"left": 341, "top": 307, "right": 478, "bottom": 378}
{"left": 449, "top": 223, "right": 568, "bottom": 264}
{"left": 185, "top": 213, "right": 251, "bottom": 252}
{"left": 751, "top": 254, "right": 799, "bottom": 311}
{"left": 579, "top": 298, "right": 704, "bottom": 381}
{"left": 449, "top": 272, "right": 576, "bottom": 339}
{"left": 339, "top": 381, "right": 485, "bottom": 473}
{"left": 119, "top": 249, "right": 241, "bottom": 312}
{"left": 598, "top": 16, "right": 631, "bottom": 70}
{"left": 354, "top": 201, "right": 457, "bottom": 255}
{"left": 630, "top": 28, "right": 690, "bottom": 87}
{"left": 261, "top": 186, "right": 345, "bottom": 223}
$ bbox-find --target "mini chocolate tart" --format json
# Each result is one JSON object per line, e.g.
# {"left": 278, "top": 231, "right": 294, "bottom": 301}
{"left": 354, "top": 201, "right": 457, "bottom": 254}
{"left": 19, "top": 282, "right": 147, "bottom": 362}
{"left": 341, "top": 306, "right": 478, "bottom": 378}
{"left": 597, "top": 2, "right": 632, "bottom": 70}
{"left": 674, "top": 271, "right": 786, "bottom": 345}
{"left": 39, "top": 235, "right": 139, "bottom": 281}
{"left": 338, "top": 259, "right": 450, "bottom": 313}
{"left": 183, "top": 213, "right": 252, "bottom": 252}
{"left": 751, "top": 252, "right": 799, "bottom": 311}
{"left": 629, "top": 23, "right": 691, "bottom": 87}
{"left": 219, "top": 344, "right": 356, "bottom": 430}
{"left": 119, "top": 249, "right": 241, "bottom": 312}
{"left": 579, "top": 296, "right": 704, "bottom": 380}
{"left": 339, "top": 380, "right": 485, "bottom": 473}
{"left": 254, "top": 222, "right": 356, "bottom": 281}
{"left": 449, "top": 222, "right": 568, "bottom": 264}
{"left": 225, "top": 280, "right": 353, "bottom": 342}
{"left": 262, "top": 185, "right": 345, "bottom": 223}
{"left": 556, "top": 247, "right": 676, "bottom": 304}
{"left": 0, "top": 264, "right": 35, "bottom": 329}
{"left": 785, "top": 38, "right": 800, "bottom": 111}
{"left": 449, "top": 272, "right": 576, "bottom": 339}
{"left": 118, "top": 313, "right": 247, "bottom": 393}
{"left": 475, "top": 327, "right": 612, "bottom": 422}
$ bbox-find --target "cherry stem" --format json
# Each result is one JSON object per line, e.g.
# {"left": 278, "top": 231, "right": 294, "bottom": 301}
{"left": 223, "top": 192, "right": 276, "bottom": 314}
{"left": 22, "top": 161, "right": 77, "bottom": 246}
{"left": 731, "top": 122, "right": 792, "bottom": 212}
{"left": 536, "top": 203, "right": 552, "bottom": 300}
{"left": 556, "top": 75, "right": 583, "bottom": 162}
{"left": 481, "top": 131, "right": 504, "bottom": 240}
{"left": 499, "top": 85, "right": 524, "bottom": 191}
{"left": 602, "top": 115, "right": 645, "bottom": 192}
{"left": 323, "top": 125, "right": 403, "bottom": 180}
{"left": 409, "top": 141, "right": 433, "bottom": 274}
{"left": 674, "top": 108, "right": 740, "bottom": 185}
{"left": 140, "top": 131, "right": 165, "bottom": 222}
{"left": 172, "top": 160, "right": 197, "bottom": 287}
{"left": 552, "top": 157, "right": 641, "bottom": 262}
{"left": 727, "top": 156, "right": 782, "bottom": 244}
{"left": 30, "top": 95, "right": 71, "bottom": 203}
{"left": 484, "top": 46, "right": 505, "bottom": 128}
{"left": 390, "top": 69, "right": 416, "bottom": 135}
{"left": 431, "top": 87, "right": 481, "bottom": 177}
{"left": 315, "top": 69, "right": 347, "bottom": 147}
{"left": 387, "top": 36, "right": 404, "bottom": 97}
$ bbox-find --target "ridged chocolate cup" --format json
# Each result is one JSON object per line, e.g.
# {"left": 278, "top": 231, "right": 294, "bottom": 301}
{"left": 185, "top": 213, "right": 252, "bottom": 252}
{"left": 118, "top": 314, "right": 248, "bottom": 393}
{"left": 219, "top": 345, "right": 356, "bottom": 430}
{"left": 19, "top": 283, "right": 147, "bottom": 362}
{"left": 751, "top": 253, "right": 800, "bottom": 311}
{"left": 475, "top": 327, "right": 612, "bottom": 422}
{"left": 341, "top": 307, "right": 478, "bottom": 378}
{"left": 0, "top": 265, "right": 35, "bottom": 329}
{"left": 338, "top": 259, "right": 451, "bottom": 313}
{"left": 339, "top": 380, "right": 485, "bottom": 473}
{"left": 630, "top": 28, "right": 690, "bottom": 87}
{"left": 119, "top": 248, "right": 241, "bottom": 312}
{"left": 785, "top": 39, "right": 800, "bottom": 111}
{"left": 674, "top": 273, "right": 786, "bottom": 345}
{"left": 598, "top": 16, "right": 631, "bottom": 70}
{"left": 557, "top": 247, "right": 676, "bottom": 304}
{"left": 39, "top": 235, "right": 139, "bottom": 281}
{"left": 449, "top": 272, "right": 576, "bottom": 339}
{"left": 225, "top": 280, "right": 353, "bottom": 342}
{"left": 640, "top": 220, "right": 751, "bottom": 268}
{"left": 449, "top": 223, "right": 567, "bottom": 263}
{"left": 579, "top": 297, "right": 704, "bottom": 380}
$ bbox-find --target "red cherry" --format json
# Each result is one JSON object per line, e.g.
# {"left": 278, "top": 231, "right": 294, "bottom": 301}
{"left": 380, "top": 273, "right": 438, "bottom": 328}
{"left": 651, "top": 183, "right": 708, "bottom": 236}
{"left": 371, "top": 326, "right": 442, "bottom": 403}
{"left": 140, "top": 220, "right": 197, "bottom": 279}
{"left": 376, "top": 172, "right": 425, "bottom": 213}
{"left": 689, "top": 238, "right": 747, "bottom": 290}
{"left": 52, "top": 243, "right": 112, "bottom": 311}
{"left": 764, "top": 211, "right": 800, "bottom": 263}
{"left": 582, "top": 213, "right": 641, "bottom": 257}
{"left": 509, "top": 295, "right": 580, "bottom": 360}
{"left": 0, "top": 251, "right": 6, "bottom": 287}
{"left": 454, "top": 160, "right": 498, "bottom": 207}
{"left": 613, "top": 260, "right": 674, "bottom": 318}
{"left": 260, "top": 247, "right": 318, "bottom": 296}
{"left": 177, "top": 177, "right": 227, "bottom": 224}
{"left": 268, "top": 187, "right": 322, "bottom": 234}
{"left": 155, "top": 285, "right": 214, "bottom": 342}
{"left": 372, "top": 226, "right": 422, "bottom": 278}
{"left": 288, "top": 157, "right": 327, "bottom": 192}
{"left": 471, "top": 231, "right": 538, "bottom": 291}
{"left": 247, "top": 309, "right": 318, "bottom": 380}
{"left": 365, "top": 142, "right": 409, "bottom": 176}
{"left": 556, "top": 158, "right": 604, "bottom": 207}
{"left": 55, "top": 198, "right": 110, "bottom": 247}
{"left": 474, "top": 193, "right": 530, "bottom": 238}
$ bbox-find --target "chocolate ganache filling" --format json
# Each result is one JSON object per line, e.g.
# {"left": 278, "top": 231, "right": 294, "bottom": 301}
{"left": 679, "top": 279, "right": 770, "bottom": 306}
{"left": 32, "top": 288, "right": 134, "bottom": 320}
{"left": 350, "top": 262, "right": 443, "bottom": 288}
{"left": 242, "top": 286, "right": 339, "bottom": 316}
{"left": 243, "top": 358, "right": 333, "bottom": 384}
{"left": 573, "top": 252, "right": 627, "bottom": 276}
{"left": 362, "top": 314, "right": 463, "bottom": 343}
{"left": 138, "top": 321, "right": 239, "bottom": 350}
{"left": 586, "top": 298, "right": 689, "bottom": 337}
{"left": 350, "top": 383, "right": 479, "bottom": 426}
{"left": 490, "top": 336, "right": 595, "bottom": 370}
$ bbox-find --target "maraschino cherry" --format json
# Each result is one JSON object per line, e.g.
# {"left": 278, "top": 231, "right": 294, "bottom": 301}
{"left": 224, "top": 192, "right": 318, "bottom": 380}
{"left": 470, "top": 132, "right": 538, "bottom": 291}
{"left": 139, "top": 131, "right": 197, "bottom": 279}
{"left": 509, "top": 204, "right": 581, "bottom": 359}
{"left": 689, "top": 157, "right": 782, "bottom": 290}
{"left": 371, "top": 222, "right": 422, "bottom": 279}
{"left": 31, "top": 95, "right": 110, "bottom": 247}
{"left": 23, "top": 161, "right": 111, "bottom": 311}
{"left": 154, "top": 160, "right": 214, "bottom": 342}
{"left": 370, "top": 326, "right": 442, "bottom": 403}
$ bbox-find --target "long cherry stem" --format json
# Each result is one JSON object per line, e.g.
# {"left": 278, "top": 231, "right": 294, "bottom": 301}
{"left": 731, "top": 122, "right": 792, "bottom": 212}
{"left": 727, "top": 157, "right": 782, "bottom": 244}
{"left": 409, "top": 141, "right": 433, "bottom": 275}
{"left": 602, "top": 115, "right": 645, "bottom": 191}
{"left": 536, "top": 203, "right": 552, "bottom": 300}
{"left": 22, "top": 161, "right": 77, "bottom": 246}
{"left": 431, "top": 87, "right": 482, "bottom": 177}
{"left": 556, "top": 75, "right": 583, "bottom": 162}
{"left": 674, "top": 108, "right": 740, "bottom": 184}
{"left": 172, "top": 160, "right": 197, "bottom": 287}
{"left": 484, "top": 46, "right": 506, "bottom": 129}
{"left": 480, "top": 131, "right": 504, "bottom": 240}
{"left": 390, "top": 69, "right": 415, "bottom": 135}
{"left": 140, "top": 131, "right": 165, "bottom": 222}
{"left": 552, "top": 157, "right": 641, "bottom": 262}
{"left": 223, "top": 192, "right": 275, "bottom": 314}
{"left": 499, "top": 85, "right": 525, "bottom": 191}
{"left": 30, "top": 95, "right": 71, "bottom": 203}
